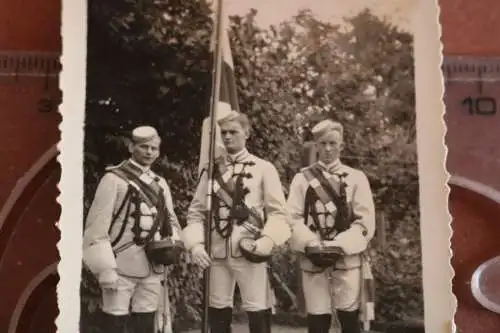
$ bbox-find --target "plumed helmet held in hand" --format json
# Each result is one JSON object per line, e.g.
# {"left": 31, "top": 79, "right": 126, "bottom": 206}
{"left": 305, "top": 242, "right": 344, "bottom": 268}
{"left": 145, "top": 238, "right": 184, "bottom": 266}
{"left": 238, "top": 235, "right": 272, "bottom": 264}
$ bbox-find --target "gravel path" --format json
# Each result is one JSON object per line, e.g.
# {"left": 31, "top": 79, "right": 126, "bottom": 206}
{"left": 186, "top": 323, "right": 308, "bottom": 333}
{"left": 185, "top": 323, "right": 381, "bottom": 333}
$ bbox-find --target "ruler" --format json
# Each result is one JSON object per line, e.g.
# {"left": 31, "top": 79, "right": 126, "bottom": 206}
{"left": 0, "top": 50, "right": 60, "bottom": 333}
{"left": 0, "top": 51, "right": 61, "bottom": 112}
{"left": 443, "top": 55, "right": 500, "bottom": 195}
{"left": 443, "top": 55, "right": 500, "bottom": 325}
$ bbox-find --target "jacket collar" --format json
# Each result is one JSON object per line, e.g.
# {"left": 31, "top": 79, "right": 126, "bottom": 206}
{"left": 226, "top": 148, "right": 250, "bottom": 164}
{"left": 128, "top": 158, "right": 152, "bottom": 174}
{"left": 317, "top": 159, "right": 343, "bottom": 174}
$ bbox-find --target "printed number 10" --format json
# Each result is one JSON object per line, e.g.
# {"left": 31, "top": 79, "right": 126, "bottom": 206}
{"left": 462, "top": 96, "right": 497, "bottom": 116}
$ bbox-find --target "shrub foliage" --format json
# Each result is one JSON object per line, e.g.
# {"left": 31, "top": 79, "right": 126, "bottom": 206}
{"left": 81, "top": 0, "right": 422, "bottom": 329}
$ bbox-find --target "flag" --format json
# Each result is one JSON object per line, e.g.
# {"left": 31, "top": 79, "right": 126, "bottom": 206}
{"left": 198, "top": 0, "right": 240, "bottom": 176}
{"left": 359, "top": 252, "right": 376, "bottom": 331}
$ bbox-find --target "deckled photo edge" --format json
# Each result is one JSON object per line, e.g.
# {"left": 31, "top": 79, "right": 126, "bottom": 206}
{"left": 57, "top": 0, "right": 88, "bottom": 332}
{"left": 412, "top": 0, "right": 455, "bottom": 332}
{"left": 56, "top": 1, "right": 454, "bottom": 333}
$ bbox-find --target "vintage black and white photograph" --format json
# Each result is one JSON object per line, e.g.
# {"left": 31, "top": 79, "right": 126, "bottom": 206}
{"left": 59, "top": 0, "right": 449, "bottom": 332}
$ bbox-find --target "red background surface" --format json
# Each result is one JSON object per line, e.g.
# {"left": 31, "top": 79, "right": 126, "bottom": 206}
{"left": 0, "top": 0, "right": 61, "bottom": 331}
{"left": 0, "top": 0, "right": 499, "bottom": 332}
{"left": 440, "top": 0, "right": 500, "bottom": 332}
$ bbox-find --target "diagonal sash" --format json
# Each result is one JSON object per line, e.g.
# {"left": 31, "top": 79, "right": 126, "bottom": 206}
{"left": 302, "top": 165, "right": 344, "bottom": 214}
{"left": 109, "top": 161, "right": 172, "bottom": 239}
{"left": 302, "top": 164, "right": 352, "bottom": 234}
{"left": 211, "top": 160, "right": 265, "bottom": 230}
{"left": 112, "top": 162, "right": 164, "bottom": 209}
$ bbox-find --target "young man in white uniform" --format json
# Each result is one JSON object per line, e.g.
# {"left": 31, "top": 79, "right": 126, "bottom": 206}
{"left": 182, "top": 111, "right": 291, "bottom": 333}
{"left": 286, "top": 119, "right": 376, "bottom": 333}
{"left": 83, "top": 126, "right": 183, "bottom": 333}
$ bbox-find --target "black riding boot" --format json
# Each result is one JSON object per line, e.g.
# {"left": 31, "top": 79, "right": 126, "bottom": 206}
{"left": 247, "top": 308, "right": 272, "bottom": 333}
{"left": 208, "top": 306, "right": 233, "bottom": 333}
{"left": 100, "top": 312, "right": 129, "bottom": 333}
{"left": 337, "top": 310, "right": 361, "bottom": 333}
{"left": 129, "top": 312, "right": 156, "bottom": 333}
{"left": 307, "top": 314, "right": 332, "bottom": 333}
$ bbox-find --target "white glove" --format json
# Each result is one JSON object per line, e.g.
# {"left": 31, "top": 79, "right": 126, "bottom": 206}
{"left": 191, "top": 243, "right": 211, "bottom": 269}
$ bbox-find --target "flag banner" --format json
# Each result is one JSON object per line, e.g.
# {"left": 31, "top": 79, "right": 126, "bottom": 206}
{"left": 198, "top": 0, "right": 240, "bottom": 176}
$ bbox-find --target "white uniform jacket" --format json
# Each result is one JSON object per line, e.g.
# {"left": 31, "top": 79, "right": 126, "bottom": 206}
{"left": 182, "top": 149, "right": 291, "bottom": 259}
{"left": 287, "top": 161, "right": 376, "bottom": 271}
{"left": 82, "top": 159, "right": 182, "bottom": 279}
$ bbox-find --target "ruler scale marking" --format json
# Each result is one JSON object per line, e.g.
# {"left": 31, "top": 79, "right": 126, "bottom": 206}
{"left": 0, "top": 51, "right": 61, "bottom": 77}
{"left": 444, "top": 55, "right": 500, "bottom": 315}
{"left": 0, "top": 51, "right": 61, "bottom": 113}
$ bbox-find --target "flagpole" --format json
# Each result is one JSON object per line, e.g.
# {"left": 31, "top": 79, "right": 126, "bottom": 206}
{"left": 202, "top": 0, "right": 224, "bottom": 332}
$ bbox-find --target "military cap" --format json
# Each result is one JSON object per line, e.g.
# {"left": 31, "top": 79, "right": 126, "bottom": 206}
{"left": 131, "top": 126, "right": 161, "bottom": 144}
{"left": 311, "top": 119, "right": 343, "bottom": 141}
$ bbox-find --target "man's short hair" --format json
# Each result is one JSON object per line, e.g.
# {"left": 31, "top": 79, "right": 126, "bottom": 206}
{"left": 217, "top": 111, "right": 251, "bottom": 132}
{"left": 310, "top": 119, "right": 343, "bottom": 141}
{"left": 131, "top": 126, "right": 161, "bottom": 144}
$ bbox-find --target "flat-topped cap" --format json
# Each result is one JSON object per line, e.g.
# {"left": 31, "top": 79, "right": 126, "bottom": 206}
{"left": 132, "top": 126, "right": 160, "bottom": 143}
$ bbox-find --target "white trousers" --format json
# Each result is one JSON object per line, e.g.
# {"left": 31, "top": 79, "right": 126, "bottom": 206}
{"left": 102, "top": 272, "right": 163, "bottom": 315}
{"left": 302, "top": 267, "right": 361, "bottom": 314}
{"left": 209, "top": 257, "right": 273, "bottom": 312}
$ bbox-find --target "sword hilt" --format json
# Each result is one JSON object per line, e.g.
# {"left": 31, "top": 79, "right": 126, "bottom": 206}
{"left": 241, "top": 221, "right": 261, "bottom": 237}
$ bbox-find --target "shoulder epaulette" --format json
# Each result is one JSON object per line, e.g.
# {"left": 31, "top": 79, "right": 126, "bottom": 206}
{"left": 300, "top": 163, "right": 319, "bottom": 173}
{"left": 105, "top": 161, "right": 126, "bottom": 172}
